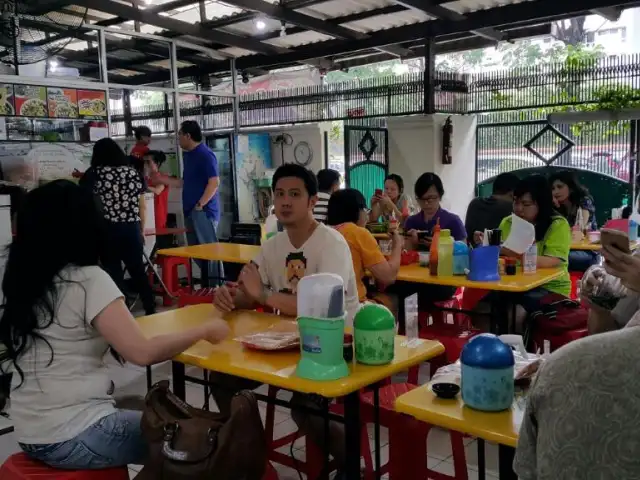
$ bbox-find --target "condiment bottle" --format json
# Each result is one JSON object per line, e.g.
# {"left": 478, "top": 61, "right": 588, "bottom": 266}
{"left": 343, "top": 333, "right": 353, "bottom": 362}
{"left": 429, "top": 218, "right": 441, "bottom": 276}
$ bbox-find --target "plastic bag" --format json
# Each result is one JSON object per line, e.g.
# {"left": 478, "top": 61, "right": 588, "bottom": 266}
{"left": 430, "top": 349, "right": 543, "bottom": 387}
{"left": 581, "top": 264, "right": 628, "bottom": 310}
{"left": 236, "top": 321, "right": 300, "bottom": 351}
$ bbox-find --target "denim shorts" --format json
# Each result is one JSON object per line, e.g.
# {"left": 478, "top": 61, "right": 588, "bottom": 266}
{"left": 20, "top": 410, "right": 146, "bottom": 470}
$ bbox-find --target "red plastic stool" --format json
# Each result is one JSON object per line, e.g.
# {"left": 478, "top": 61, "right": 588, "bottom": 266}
{"left": 178, "top": 287, "right": 216, "bottom": 307}
{"left": 155, "top": 256, "right": 192, "bottom": 306}
{"left": 0, "top": 453, "right": 129, "bottom": 479}
{"left": 359, "top": 383, "right": 468, "bottom": 480}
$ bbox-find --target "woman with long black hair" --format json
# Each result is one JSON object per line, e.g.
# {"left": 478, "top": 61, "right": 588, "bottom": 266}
{"left": 80, "top": 138, "right": 156, "bottom": 315}
{"left": 499, "top": 175, "right": 572, "bottom": 311}
{"left": 549, "top": 170, "right": 598, "bottom": 272}
{"left": 0, "top": 180, "right": 229, "bottom": 470}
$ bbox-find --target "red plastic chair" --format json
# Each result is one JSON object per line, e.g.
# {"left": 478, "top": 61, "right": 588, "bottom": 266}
{"left": 603, "top": 219, "right": 629, "bottom": 232}
{"left": 416, "top": 291, "right": 481, "bottom": 381}
{"left": 569, "top": 271, "right": 583, "bottom": 301}
{"left": 358, "top": 383, "right": 468, "bottom": 480}
{"left": 262, "top": 461, "right": 279, "bottom": 480}
{"left": 0, "top": 453, "right": 129, "bottom": 480}
{"left": 177, "top": 287, "right": 216, "bottom": 307}
{"left": 532, "top": 327, "right": 588, "bottom": 352}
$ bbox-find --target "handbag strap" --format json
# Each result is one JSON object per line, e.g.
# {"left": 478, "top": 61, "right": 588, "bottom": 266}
{"left": 161, "top": 422, "right": 218, "bottom": 463}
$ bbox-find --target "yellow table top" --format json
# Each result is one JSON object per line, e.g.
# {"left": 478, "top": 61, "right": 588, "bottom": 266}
{"left": 157, "top": 243, "right": 260, "bottom": 263}
{"left": 137, "top": 304, "right": 445, "bottom": 398}
{"left": 571, "top": 240, "right": 640, "bottom": 251}
{"left": 395, "top": 386, "right": 525, "bottom": 448}
{"left": 395, "top": 266, "right": 563, "bottom": 292}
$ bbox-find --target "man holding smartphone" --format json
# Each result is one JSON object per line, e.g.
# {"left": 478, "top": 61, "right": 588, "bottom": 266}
{"left": 582, "top": 233, "right": 640, "bottom": 333}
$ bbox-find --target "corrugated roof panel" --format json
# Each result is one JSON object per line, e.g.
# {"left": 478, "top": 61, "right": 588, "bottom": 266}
{"left": 441, "top": 0, "right": 531, "bottom": 14}
{"left": 344, "top": 9, "right": 432, "bottom": 32}
{"left": 205, "top": 2, "right": 244, "bottom": 19}
{"left": 223, "top": 18, "right": 284, "bottom": 36}
{"left": 218, "top": 46, "right": 258, "bottom": 57}
{"left": 300, "top": 0, "right": 393, "bottom": 19}
{"left": 265, "top": 30, "right": 333, "bottom": 48}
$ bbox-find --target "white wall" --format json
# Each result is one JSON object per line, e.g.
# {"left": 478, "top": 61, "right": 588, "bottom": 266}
{"left": 265, "top": 123, "right": 328, "bottom": 173}
{"left": 387, "top": 114, "right": 477, "bottom": 219}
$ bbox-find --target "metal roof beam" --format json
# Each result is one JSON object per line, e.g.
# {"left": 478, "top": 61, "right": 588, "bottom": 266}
{"left": 591, "top": 6, "right": 623, "bottom": 20}
{"left": 25, "top": 0, "right": 75, "bottom": 16}
{"left": 71, "top": 0, "right": 287, "bottom": 54}
{"left": 392, "top": 0, "right": 504, "bottom": 41}
{"left": 96, "top": 0, "right": 200, "bottom": 28}
{"left": 213, "top": 0, "right": 366, "bottom": 40}
{"left": 114, "top": 0, "right": 640, "bottom": 84}
{"left": 200, "top": 0, "right": 332, "bottom": 30}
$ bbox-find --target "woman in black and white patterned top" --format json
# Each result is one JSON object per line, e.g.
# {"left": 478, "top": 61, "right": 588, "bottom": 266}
{"left": 80, "top": 138, "right": 156, "bottom": 315}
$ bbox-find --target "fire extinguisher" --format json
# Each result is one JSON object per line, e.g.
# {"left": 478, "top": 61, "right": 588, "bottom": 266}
{"left": 442, "top": 116, "right": 453, "bottom": 165}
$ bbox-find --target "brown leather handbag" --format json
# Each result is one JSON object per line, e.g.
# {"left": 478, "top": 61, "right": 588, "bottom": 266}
{"left": 138, "top": 380, "right": 267, "bottom": 480}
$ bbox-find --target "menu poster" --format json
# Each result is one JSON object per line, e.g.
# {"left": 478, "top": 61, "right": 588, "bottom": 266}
{"left": 0, "top": 84, "right": 14, "bottom": 116}
{"left": 14, "top": 85, "right": 47, "bottom": 118}
{"left": 78, "top": 90, "right": 107, "bottom": 119}
{"left": 47, "top": 88, "right": 78, "bottom": 119}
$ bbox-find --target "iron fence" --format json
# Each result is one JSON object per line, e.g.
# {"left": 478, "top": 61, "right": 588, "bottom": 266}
{"left": 109, "top": 71, "right": 468, "bottom": 136}
{"left": 110, "top": 55, "right": 640, "bottom": 137}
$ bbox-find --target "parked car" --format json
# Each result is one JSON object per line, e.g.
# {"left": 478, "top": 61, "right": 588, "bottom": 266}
{"left": 477, "top": 154, "right": 545, "bottom": 181}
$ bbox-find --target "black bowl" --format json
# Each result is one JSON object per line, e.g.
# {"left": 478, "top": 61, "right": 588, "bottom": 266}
{"left": 432, "top": 382, "right": 460, "bottom": 399}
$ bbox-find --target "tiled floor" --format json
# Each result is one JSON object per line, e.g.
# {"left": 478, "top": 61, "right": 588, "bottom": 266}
{"left": 0, "top": 358, "right": 500, "bottom": 479}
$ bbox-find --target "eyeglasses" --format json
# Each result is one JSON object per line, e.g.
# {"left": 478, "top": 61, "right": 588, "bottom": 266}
{"left": 417, "top": 195, "right": 440, "bottom": 205}
{"left": 514, "top": 200, "right": 536, "bottom": 209}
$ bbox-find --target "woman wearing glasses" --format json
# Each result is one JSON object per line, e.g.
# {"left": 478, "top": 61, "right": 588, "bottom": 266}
{"left": 495, "top": 175, "right": 572, "bottom": 311}
{"left": 404, "top": 172, "right": 466, "bottom": 249}
{"left": 403, "top": 173, "right": 466, "bottom": 305}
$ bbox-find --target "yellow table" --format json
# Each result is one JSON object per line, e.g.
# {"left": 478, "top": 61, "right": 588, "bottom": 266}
{"left": 137, "top": 304, "right": 444, "bottom": 479}
{"left": 157, "top": 243, "right": 259, "bottom": 263}
{"left": 395, "top": 386, "right": 524, "bottom": 479}
{"left": 571, "top": 239, "right": 640, "bottom": 251}
{"left": 395, "top": 267, "right": 563, "bottom": 292}
{"left": 137, "top": 304, "right": 444, "bottom": 398}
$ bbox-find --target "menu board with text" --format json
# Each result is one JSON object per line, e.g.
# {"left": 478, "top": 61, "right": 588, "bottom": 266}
{"left": 78, "top": 90, "right": 107, "bottom": 118}
{"left": 47, "top": 88, "right": 78, "bottom": 119}
{"left": 0, "top": 84, "right": 14, "bottom": 116}
{"left": 14, "top": 85, "right": 48, "bottom": 118}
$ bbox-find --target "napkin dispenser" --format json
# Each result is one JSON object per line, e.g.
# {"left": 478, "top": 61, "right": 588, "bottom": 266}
{"left": 467, "top": 246, "right": 500, "bottom": 282}
{"left": 295, "top": 274, "right": 349, "bottom": 381}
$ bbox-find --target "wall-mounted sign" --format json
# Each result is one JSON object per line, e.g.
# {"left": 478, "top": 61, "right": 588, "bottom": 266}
{"left": 14, "top": 85, "right": 47, "bottom": 118}
{"left": 47, "top": 88, "right": 79, "bottom": 119}
{"left": 78, "top": 90, "right": 107, "bottom": 118}
{"left": 0, "top": 84, "right": 14, "bottom": 116}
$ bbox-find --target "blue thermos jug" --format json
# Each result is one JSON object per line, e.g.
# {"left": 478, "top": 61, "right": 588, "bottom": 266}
{"left": 460, "top": 334, "right": 514, "bottom": 412}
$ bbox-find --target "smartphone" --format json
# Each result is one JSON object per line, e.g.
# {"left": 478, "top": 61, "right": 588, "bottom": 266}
{"left": 375, "top": 189, "right": 383, "bottom": 196}
{"left": 417, "top": 231, "right": 429, "bottom": 240}
{"left": 601, "top": 228, "right": 630, "bottom": 254}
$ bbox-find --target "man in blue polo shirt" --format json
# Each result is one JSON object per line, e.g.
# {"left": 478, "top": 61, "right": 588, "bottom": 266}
{"left": 177, "top": 120, "right": 223, "bottom": 285}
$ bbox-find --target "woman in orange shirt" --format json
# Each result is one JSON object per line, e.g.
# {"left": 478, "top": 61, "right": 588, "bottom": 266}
{"left": 327, "top": 188, "right": 402, "bottom": 308}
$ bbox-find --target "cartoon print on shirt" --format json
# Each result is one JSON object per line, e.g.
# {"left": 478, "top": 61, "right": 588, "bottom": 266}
{"left": 283, "top": 251, "right": 307, "bottom": 294}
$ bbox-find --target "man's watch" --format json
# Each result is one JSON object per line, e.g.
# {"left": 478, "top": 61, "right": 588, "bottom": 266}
{"left": 258, "top": 286, "right": 271, "bottom": 306}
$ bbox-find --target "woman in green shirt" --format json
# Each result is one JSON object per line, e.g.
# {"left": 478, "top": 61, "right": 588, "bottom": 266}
{"left": 498, "top": 175, "right": 572, "bottom": 312}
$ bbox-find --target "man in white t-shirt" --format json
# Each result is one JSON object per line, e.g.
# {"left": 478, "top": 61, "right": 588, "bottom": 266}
{"left": 212, "top": 163, "right": 359, "bottom": 475}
